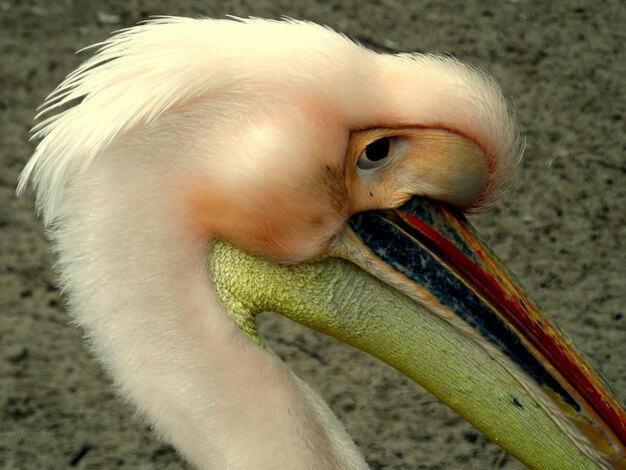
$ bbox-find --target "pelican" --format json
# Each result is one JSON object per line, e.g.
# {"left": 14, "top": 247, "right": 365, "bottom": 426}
{"left": 18, "top": 17, "right": 625, "bottom": 469}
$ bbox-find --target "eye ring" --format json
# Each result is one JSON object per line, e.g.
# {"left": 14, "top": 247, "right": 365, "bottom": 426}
{"left": 357, "top": 136, "right": 395, "bottom": 170}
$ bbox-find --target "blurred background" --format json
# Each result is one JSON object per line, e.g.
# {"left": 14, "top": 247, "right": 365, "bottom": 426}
{"left": 1, "top": 1, "right": 624, "bottom": 468}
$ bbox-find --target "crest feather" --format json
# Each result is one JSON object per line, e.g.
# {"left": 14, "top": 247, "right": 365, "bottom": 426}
{"left": 18, "top": 17, "right": 345, "bottom": 225}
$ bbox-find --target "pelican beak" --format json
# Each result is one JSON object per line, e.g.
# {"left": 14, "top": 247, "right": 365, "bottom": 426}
{"left": 209, "top": 198, "right": 625, "bottom": 469}
{"left": 337, "top": 197, "right": 626, "bottom": 469}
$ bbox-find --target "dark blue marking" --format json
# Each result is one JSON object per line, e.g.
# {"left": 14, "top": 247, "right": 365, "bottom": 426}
{"left": 349, "top": 207, "right": 579, "bottom": 410}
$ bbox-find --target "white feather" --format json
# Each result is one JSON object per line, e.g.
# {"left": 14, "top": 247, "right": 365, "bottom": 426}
{"left": 19, "top": 17, "right": 522, "bottom": 225}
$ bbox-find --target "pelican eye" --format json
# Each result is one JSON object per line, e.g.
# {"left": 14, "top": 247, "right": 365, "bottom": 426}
{"left": 357, "top": 137, "right": 395, "bottom": 170}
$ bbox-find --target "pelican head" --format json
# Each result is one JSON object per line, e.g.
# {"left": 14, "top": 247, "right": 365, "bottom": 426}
{"left": 19, "top": 17, "right": 625, "bottom": 469}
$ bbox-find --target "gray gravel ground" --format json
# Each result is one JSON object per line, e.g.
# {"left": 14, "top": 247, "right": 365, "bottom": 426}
{"left": 1, "top": 1, "right": 624, "bottom": 468}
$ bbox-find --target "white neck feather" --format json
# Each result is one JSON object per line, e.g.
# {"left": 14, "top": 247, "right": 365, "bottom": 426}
{"left": 49, "top": 138, "right": 367, "bottom": 469}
